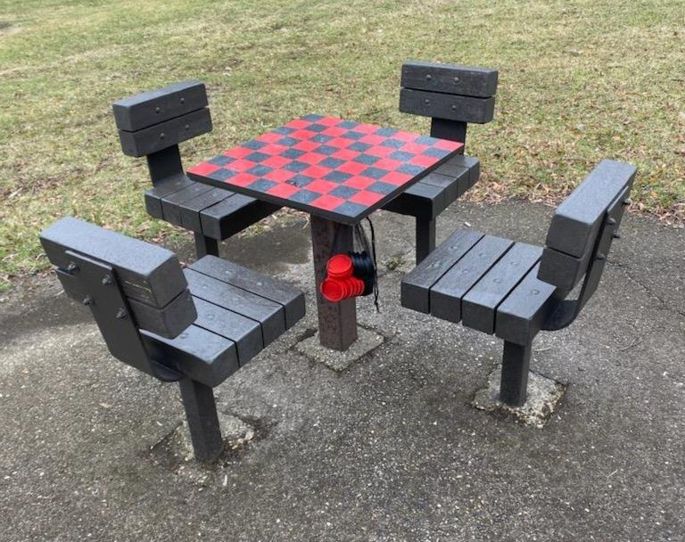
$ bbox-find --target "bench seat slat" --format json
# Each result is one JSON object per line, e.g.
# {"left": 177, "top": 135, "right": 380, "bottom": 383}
{"left": 461, "top": 243, "right": 543, "bottom": 334}
{"left": 495, "top": 263, "right": 559, "bottom": 345}
{"left": 430, "top": 235, "right": 514, "bottom": 323}
{"left": 184, "top": 269, "right": 285, "bottom": 346}
{"left": 401, "top": 229, "right": 484, "bottom": 313}
{"left": 144, "top": 175, "right": 194, "bottom": 219}
{"left": 161, "top": 182, "right": 214, "bottom": 227}
{"left": 200, "top": 194, "right": 280, "bottom": 240}
{"left": 179, "top": 188, "right": 234, "bottom": 232}
{"left": 142, "top": 324, "right": 238, "bottom": 388}
{"left": 189, "top": 256, "right": 305, "bottom": 328}
{"left": 191, "top": 297, "right": 263, "bottom": 366}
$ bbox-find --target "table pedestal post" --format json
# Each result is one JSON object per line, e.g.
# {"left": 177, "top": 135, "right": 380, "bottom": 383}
{"left": 310, "top": 215, "right": 358, "bottom": 350}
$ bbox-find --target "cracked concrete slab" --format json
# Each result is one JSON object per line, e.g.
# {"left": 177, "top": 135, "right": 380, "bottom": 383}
{"left": 1, "top": 202, "right": 683, "bottom": 541}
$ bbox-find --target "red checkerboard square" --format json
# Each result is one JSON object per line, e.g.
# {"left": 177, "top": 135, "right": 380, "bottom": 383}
{"left": 187, "top": 114, "right": 463, "bottom": 223}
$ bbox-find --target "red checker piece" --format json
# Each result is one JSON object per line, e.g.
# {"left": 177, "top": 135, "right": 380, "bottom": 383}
{"left": 327, "top": 254, "right": 353, "bottom": 279}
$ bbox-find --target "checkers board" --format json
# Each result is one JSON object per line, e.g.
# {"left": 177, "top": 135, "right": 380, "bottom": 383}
{"left": 187, "top": 114, "right": 463, "bottom": 223}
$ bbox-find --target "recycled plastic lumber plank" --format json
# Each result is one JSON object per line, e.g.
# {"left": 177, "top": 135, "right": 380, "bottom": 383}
{"left": 160, "top": 182, "right": 214, "bottom": 227}
{"left": 545, "top": 159, "right": 636, "bottom": 258}
{"left": 400, "top": 89, "right": 495, "bottom": 124}
{"left": 113, "top": 80, "right": 208, "bottom": 132}
{"left": 461, "top": 243, "right": 543, "bottom": 334}
{"left": 144, "top": 175, "right": 195, "bottom": 219}
{"left": 142, "top": 324, "right": 238, "bottom": 388}
{"left": 191, "top": 297, "right": 263, "bottom": 365}
{"left": 401, "top": 61, "right": 498, "bottom": 97}
{"left": 401, "top": 229, "right": 484, "bottom": 313}
{"left": 41, "top": 217, "right": 188, "bottom": 308}
{"left": 179, "top": 188, "right": 233, "bottom": 233}
{"left": 495, "top": 263, "right": 559, "bottom": 345}
{"left": 430, "top": 235, "right": 514, "bottom": 323}
{"left": 118, "top": 108, "right": 212, "bottom": 157}
{"left": 184, "top": 268, "right": 285, "bottom": 346}
{"left": 189, "top": 256, "right": 305, "bottom": 328}
{"left": 199, "top": 194, "right": 280, "bottom": 240}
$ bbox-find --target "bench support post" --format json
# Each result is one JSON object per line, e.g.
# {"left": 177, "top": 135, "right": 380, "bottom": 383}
{"left": 194, "top": 233, "right": 219, "bottom": 258}
{"left": 430, "top": 118, "right": 467, "bottom": 151}
{"left": 310, "top": 215, "right": 358, "bottom": 350}
{"left": 178, "top": 378, "right": 224, "bottom": 462}
{"left": 415, "top": 218, "right": 436, "bottom": 264}
{"left": 499, "top": 341, "right": 531, "bottom": 407}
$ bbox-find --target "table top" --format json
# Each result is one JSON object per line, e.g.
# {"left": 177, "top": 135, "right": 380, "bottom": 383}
{"left": 187, "top": 114, "right": 462, "bottom": 224}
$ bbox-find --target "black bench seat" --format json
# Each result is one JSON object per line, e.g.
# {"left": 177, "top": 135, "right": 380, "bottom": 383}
{"left": 41, "top": 217, "right": 304, "bottom": 462}
{"left": 113, "top": 81, "right": 280, "bottom": 259}
{"left": 382, "top": 60, "right": 497, "bottom": 264}
{"left": 401, "top": 160, "right": 636, "bottom": 407}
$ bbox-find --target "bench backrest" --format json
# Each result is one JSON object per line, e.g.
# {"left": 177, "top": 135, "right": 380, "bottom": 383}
{"left": 113, "top": 81, "right": 212, "bottom": 184}
{"left": 399, "top": 60, "right": 498, "bottom": 147}
{"left": 40, "top": 217, "right": 196, "bottom": 380}
{"left": 538, "top": 160, "right": 636, "bottom": 301}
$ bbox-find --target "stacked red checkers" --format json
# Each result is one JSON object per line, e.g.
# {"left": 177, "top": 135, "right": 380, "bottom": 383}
{"left": 320, "top": 254, "right": 365, "bottom": 302}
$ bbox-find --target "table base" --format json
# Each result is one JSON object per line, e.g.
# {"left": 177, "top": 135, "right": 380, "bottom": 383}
{"left": 310, "top": 216, "right": 358, "bottom": 350}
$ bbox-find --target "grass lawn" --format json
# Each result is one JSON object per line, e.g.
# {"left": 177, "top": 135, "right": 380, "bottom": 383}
{"left": 0, "top": 0, "right": 683, "bottom": 290}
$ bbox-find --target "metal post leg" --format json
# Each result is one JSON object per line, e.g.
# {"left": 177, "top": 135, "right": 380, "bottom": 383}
{"left": 194, "top": 232, "right": 219, "bottom": 258}
{"left": 310, "top": 215, "right": 358, "bottom": 350}
{"left": 415, "top": 218, "right": 436, "bottom": 264}
{"left": 178, "top": 378, "right": 223, "bottom": 462}
{"left": 499, "top": 341, "right": 532, "bottom": 407}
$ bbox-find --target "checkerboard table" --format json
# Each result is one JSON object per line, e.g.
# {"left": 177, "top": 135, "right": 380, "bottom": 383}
{"left": 187, "top": 114, "right": 462, "bottom": 224}
{"left": 188, "top": 114, "right": 462, "bottom": 350}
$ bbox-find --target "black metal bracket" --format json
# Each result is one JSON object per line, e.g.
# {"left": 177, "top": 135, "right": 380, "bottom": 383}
{"left": 58, "top": 250, "right": 181, "bottom": 382}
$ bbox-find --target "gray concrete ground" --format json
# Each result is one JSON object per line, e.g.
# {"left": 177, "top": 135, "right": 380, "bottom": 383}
{"left": 1, "top": 201, "right": 683, "bottom": 541}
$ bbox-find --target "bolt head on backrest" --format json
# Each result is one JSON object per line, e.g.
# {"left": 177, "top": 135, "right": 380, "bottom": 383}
{"left": 112, "top": 80, "right": 212, "bottom": 158}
